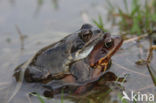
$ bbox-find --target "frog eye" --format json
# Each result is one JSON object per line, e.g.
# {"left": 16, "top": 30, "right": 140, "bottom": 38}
{"left": 105, "top": 39, "right": 113, "bottom": 48}
{"left": 80, "top": 30, "right": 92, "bottom": 42}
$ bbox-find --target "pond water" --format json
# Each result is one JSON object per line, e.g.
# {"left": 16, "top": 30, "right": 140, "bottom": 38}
{"left": 0, "top": 0, "right": 155, "bottom": 103}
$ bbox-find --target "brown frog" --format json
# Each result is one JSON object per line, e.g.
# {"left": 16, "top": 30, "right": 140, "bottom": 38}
{"left": 13, "top": 24, "right": 123, "bottom": 94}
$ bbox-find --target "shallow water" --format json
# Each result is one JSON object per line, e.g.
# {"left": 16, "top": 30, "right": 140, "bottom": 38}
{"left": 0, "top": 0, "right": 156, "bottom": 103}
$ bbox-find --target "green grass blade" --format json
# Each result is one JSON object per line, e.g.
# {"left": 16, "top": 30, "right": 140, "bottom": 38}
{"left": 92, "top": 15, "right": 107, "bottom": 32}
{"left": 36, "top": 94, "right": 46, "bottom": 103}
{"left": 153, "top": 0, "right": 156, "bottom": 12}
{"left": 145, "top": 0, "right": 150, "bottom": 30}
{"left": 131, "top": 0, "right": 140, "bottom": 16}
{"left": 152, "top": 14, "right": 156, "bottom": 22}
{"left": 118, "top": 8, "right": 128, "bottom": 28}
{"left": 61, "top": 89, "right": 64, "bottom": 103}
{"left": 98, "top": 15, "right": 104, "bottom": 28}
{"left": 92, "top": 19, "right": 103, "bottom": 30}
{"left": 123, "top": 0, "right": 129, "bottom": 13}
{"left": 131, "top": 17, "right": 141, "bottom": 35}
{"left": 29, "top": 92, "right": 46, "bottom": 103}
{"left": 105, "top": 0, "right": 114, "bottom": 10}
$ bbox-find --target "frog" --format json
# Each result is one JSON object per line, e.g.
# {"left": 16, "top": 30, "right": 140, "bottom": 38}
{"left": 13, "top": 24, "right": 123, "bottom": 94}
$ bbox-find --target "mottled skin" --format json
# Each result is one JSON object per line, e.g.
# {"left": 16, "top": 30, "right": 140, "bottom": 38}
{"left": 13, "top": 24, "right": 123, "bottom": 94}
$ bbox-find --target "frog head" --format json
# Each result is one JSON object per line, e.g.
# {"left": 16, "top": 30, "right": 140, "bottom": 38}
{"left": 68, "top": 24, "right": 106, "bottom": 61}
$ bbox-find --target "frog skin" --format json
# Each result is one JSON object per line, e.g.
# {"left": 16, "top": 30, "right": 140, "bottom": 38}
{"left": 13, "top": 24, "right": 123, "bottom": 94}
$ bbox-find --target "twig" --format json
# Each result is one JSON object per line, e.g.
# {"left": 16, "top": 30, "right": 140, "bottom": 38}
{"left": 123, "top": 34, "right": 148, "bottom": 44}
{"left": 123, "top": 30, "right": 156, "bottom": 44}
{"left": 146, "top": 64, "right": 156, "bottom": 86}
{"left": 145, "top": 44, "right": 156, "bottom": 86}
{"left": 146, "top": 45, "right": 156, "bottom": 63}
{"left": 16, "top": 25, "right": 25, "bottom": 50}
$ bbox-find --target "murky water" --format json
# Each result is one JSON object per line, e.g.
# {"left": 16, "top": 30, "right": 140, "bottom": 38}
{"left": 0, "top": 0, "right": 156, "bottom": 103}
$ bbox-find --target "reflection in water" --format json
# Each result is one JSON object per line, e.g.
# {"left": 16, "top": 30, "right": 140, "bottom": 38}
{"left": 9, "top": 71, "right": 125, "bottom": 103}
{"left": 11, "top": 67, "right": 126, "bottom": 103}
{"left": 36, "top": 72, "right": 125, "bottom": 103}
